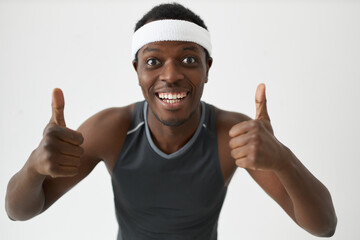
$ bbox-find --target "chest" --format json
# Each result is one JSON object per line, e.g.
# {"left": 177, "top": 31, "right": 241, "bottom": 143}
{"left": 103, "top": 128, "right": 237, "bottom": 188}
{"left": 112, "top": 127, "right": 226, "bottom": 213}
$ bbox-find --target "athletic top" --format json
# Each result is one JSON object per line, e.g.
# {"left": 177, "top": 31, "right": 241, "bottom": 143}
{"left": 111, "top": 101, "right": 227, "bottom": 240}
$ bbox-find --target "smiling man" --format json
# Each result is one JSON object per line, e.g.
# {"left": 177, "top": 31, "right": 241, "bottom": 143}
{"left": 5, "top": 3, "right": 337, "bottom": 240}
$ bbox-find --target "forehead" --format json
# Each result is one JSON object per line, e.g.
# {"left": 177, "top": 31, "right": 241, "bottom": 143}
{"left": 139, "top": 41, "right": 204, "bottom": 55}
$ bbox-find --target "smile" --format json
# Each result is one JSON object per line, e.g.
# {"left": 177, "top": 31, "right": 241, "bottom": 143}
{"left": 156, "top": 92, "right": 188, "bottom": 104}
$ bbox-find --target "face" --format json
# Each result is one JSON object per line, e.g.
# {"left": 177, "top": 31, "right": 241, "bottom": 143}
{"left": 133, "top": 41, "right": 212, "bottom": 127}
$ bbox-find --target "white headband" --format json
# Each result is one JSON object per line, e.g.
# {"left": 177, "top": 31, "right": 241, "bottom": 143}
{"left": 131, "top": 19, "right": 212, "bottom": 59}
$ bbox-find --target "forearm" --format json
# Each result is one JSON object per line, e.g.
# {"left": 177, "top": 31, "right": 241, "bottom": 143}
{"left": 5, "top": 150, "right": 46, "bottom": 221}
{"left": 275, "top": 147, "right": 337, "bottom": 237}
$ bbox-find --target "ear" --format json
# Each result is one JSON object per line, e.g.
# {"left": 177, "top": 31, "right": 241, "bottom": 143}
{"left": 132, "top": 60, "right": 138, "bottom": 72}
{"left": 132, "top": 60, "right": 141, "bottom": 86}
{"left": 205, "top": 57, "right": 213, "bottom": 83}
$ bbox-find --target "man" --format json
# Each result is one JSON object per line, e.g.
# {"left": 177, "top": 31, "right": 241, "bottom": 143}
{"left": 5, "top": 3, "right": 337, "bottom": 239}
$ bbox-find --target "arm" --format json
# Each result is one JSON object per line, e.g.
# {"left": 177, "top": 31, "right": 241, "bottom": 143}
{"left": 228, "top": 84, "right": 337, "bottom": 237}
{"left": 5, "top": 89, "right": 100, "bottom": 220}
{"left": 246, "top": 153, "right": 336, "bottom": 237}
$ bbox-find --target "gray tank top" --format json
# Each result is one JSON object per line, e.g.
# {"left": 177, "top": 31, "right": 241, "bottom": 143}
{"left": 112, "top": 101, "right": 227, "bottom": 239}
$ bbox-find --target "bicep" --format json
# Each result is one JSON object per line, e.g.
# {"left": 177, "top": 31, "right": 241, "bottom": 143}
{"left": 41, "top": 153, "right": 100, "bottom": 212}
{"left": 246, "top": 169, "right": 297, "bottom": 222}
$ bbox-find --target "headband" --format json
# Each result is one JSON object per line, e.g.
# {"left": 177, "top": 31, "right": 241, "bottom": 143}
{"left": 131, "top": 19, "right": 212, "bottom": 59}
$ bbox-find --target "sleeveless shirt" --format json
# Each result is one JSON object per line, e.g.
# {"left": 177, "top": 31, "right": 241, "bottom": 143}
{"left": 111, "top": 101, "right": 227, "bottom": 240}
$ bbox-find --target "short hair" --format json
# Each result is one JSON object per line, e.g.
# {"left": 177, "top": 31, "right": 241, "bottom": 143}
{"left": 134, "top": 3, "right": 208, "bottom": 32}
{"left": 133, "top": 3, "right": 210, "bottom": 61}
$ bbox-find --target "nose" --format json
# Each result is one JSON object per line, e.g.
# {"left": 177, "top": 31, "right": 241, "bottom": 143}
{"left": 159, "top": 60, "right": 185, "bottom": 83}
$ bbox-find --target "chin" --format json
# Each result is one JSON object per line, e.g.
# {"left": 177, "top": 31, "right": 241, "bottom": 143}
{"left": 158, "top": 117, "right": 188, "bottom": 127}
{"left": 150, "top": 106, "right": 197, "bottom": 127}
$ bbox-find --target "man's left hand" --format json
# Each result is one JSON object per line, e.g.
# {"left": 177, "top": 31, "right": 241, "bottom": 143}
{"left": 229, "top": 84, "right": 288, "bottom": 171}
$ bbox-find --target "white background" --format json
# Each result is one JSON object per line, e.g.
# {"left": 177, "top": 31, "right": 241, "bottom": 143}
{"left": 1, "top": 0, "right": 359, "bottom": 239}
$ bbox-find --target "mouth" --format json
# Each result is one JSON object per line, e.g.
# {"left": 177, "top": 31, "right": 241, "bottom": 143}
{"left": 155, "top": 91, "right": 189, "bottom": 104}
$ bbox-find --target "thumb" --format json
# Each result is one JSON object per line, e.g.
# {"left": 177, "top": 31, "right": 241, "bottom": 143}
{"left": 255, "top": 83, "right": 270, "bottom": 121}
{"left": 50, "top": 88, "right": 66, "bottom": 127}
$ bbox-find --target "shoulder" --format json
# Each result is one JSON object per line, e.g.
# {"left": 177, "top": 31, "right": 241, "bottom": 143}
{"left": 79, "top": 104, "right": 134, "bottom": 133}
{"left": 86, "top": 104, "right": 133, "bottom": 126}
{"left": 214, "top": 106, "right": 251, "bottom": 134}
{"left": 77, "top": 103, "right": 136, "bottom": 160}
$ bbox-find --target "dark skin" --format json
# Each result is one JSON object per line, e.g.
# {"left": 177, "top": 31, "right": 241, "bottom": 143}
{"left": 6, "top": 41, "right": 336, "bottom": 237}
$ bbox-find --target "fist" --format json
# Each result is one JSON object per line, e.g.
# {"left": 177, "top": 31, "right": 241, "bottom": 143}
{"left": 32, "top": 89, "right": 84, "bottom": 178}
{"left": 229, "top": 84, "right": 285, "bottom": 171}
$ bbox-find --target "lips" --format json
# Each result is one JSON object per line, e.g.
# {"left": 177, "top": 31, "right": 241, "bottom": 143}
{"left": 156, "top": 91, "right": 189, "bottom": 104}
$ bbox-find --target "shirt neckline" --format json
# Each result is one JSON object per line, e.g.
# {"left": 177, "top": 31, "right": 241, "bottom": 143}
{"left": 143, "top": 101, "right": 206, "bottom": 159}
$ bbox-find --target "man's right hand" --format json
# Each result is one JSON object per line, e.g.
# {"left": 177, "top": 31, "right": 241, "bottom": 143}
{"left": 32, "top": 88, "right": 84, "bottom": 178}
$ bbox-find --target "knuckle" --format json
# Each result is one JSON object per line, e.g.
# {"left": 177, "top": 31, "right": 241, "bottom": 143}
{"left": 42, "top": 138, "right": 55, "bottom": 151}
{"left": 72, "top": 146, "right": 83, "bottom": 156}
{"left": 45, "top": 151, "right": 56, "bottom": 161}
{"left": 244, "top": 161, "right": 253, "bottom": 170}
{"left": 45, "top": 151, "right": 52, "bottom": 160}
{"left": 253, "top": 150, "right": 258, "bottom": 159}
{"left": 248, "top": 153, "right": 256, "bottom": 163}
{"left": 70, "top": 132, "right": 84, "bottom": 145}
{"left": 229, "top": 127, "right": 238, "bottom": 137}
{"left": 251, "top": 121, "right": 261, "bottom": 130}
{"left": 238, "top": 159, "right": 248, "bottom": 169}
{"left": 230, "top": 149, "right": 237, "bottom": 158}
{"left": 250, "top": 133, "right": 259, "bottom": 142}
{"left": 43, "top": 133, "right": 52, "bottom": 143}
{"left": 250, "top": 144, "right": 257, "bottom": 152}
{"left": 229, "top": 139, "right": 235, "bottom": 148}
{"left": 43, "top": 123, "right": 54, "bottom": 132}
{"left": 78, "top": 134, "right": 84, "bottom": 144}
{"left": 235, "top": 159, "right": 242, "bottom": 167}
{"left": 45, "top": 126, "right": 59, "bottom": 136}
{"left": 47, "top": 163, "right": 58, "bottom": 173}
{"left": 249, "top": 120, "right": 257, "bottom": 128}
{"left": 242, "top": 162, "right": 250, "bottom": 169}
{"left": 42, "top": 139, "right": 51, "bottom": 150}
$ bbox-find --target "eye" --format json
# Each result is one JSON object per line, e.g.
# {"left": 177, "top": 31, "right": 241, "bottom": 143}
{"left": 146, "top": 58, "right": 160, "bottom": 66}
{"left": 182, "top": 57, "right": 196, "bottom": 64}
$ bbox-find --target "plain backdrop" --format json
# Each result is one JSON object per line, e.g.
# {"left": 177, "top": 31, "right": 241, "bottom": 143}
{"left": 1, "top": 0, "right": 359, "bottom": 239}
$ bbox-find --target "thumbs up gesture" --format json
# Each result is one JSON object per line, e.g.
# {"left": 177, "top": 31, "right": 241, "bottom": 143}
{"left": 229, "top": 84, "right": 285, "bottom": 171}
{"left": 32, "top": 89, "right": 84, "bottom": 178}
{"left": 51, "top": 88, "right": 67, "bottom": 127}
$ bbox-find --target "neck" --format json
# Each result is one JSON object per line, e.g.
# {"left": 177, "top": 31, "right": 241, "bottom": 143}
{"left": 147, "top": 103, "right": 202, "bottom": 155}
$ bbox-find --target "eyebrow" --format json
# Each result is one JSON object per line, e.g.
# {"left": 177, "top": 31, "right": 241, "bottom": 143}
{"left": 182, "top": 46, "right": 197, "bottom": 51}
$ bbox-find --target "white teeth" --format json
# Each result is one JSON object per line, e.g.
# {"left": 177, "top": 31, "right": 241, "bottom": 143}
{"left": 164, "top": 99, "right": 180, "bottom": 103}
{"left": 158, "top": 92, "right": 187, "bottom": 101}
